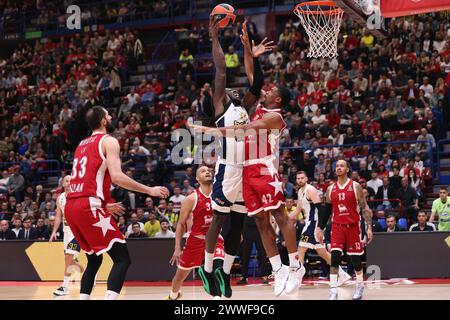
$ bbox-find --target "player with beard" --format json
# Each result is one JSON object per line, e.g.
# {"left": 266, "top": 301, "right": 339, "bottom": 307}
{"left": 65, "top": 106, "right": 169, "bottom": 300}
{"left": 315, "top": 160, "right": 373, "bottom": 300}
{"left": 165, "top": 166, "right": 225, "bottom": 300}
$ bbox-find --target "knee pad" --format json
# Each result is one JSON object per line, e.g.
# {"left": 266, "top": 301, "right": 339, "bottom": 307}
{"left": 330, "top": 250, "right": 342, "bottom": 268}
{"left": 349, "top": 255, "right": 363, "bottom": 272}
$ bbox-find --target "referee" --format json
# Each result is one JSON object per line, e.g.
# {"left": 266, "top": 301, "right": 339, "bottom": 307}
{"left": 429, "top": 187, "right": 450, "bottom": 231}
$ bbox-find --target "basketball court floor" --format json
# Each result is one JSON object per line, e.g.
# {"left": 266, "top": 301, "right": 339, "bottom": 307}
{"left": 1, "top": 279, "right": 449, "bottom": 300}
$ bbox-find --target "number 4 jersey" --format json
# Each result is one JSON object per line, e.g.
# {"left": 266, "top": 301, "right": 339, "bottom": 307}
{"left": 67, "top": 132, "right": 112, "bottom": 203}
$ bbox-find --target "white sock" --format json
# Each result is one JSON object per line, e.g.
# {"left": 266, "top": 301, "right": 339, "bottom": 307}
{"left": 62, "top": 276, "right": 70, "bottom": 288}
{"left": 204, "top": 251, "right": 214, "bottom": 273}
{"left": 288, "top": 253, "right": 300, "bottom": 268}
{"left": 330, "top": 274, "right": 338, "bottom": 289}
{"left": 170, "top": 291, "right": 179, "bottom": 300}
{"left": 80, "top": 293, "right": 90, "bottom": 300}
{"left": 223, "top": 253, "right": 235, "bottom": 275}
{"left": 356, "top": 272, "right": 364, "bottom": 284}
{"left": 105, "top": 290, "right": 119, "bottom": 300}
{"left": 269, "top": 255, "right": 282, "bottom": 272}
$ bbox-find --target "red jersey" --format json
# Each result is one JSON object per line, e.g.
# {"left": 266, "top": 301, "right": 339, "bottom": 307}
{"left": 190, "top": 188, "right": 213, "bottom": 238}
{"left": 330, "top": 179, "right": 360, "bottom": 224}
{"left": 67, "top": 132, "right": 112, "bottom": 203}
{"left": 244, "top": 104, "right": 286, "bottom": 163}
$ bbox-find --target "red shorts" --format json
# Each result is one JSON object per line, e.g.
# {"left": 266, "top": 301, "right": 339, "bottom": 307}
{"left": 330, "top": 222, "right": 364, "bottom": 255}
{"left": 65, "top": 197, "right": 125, "bottom": 255}
{"left": 243, "top": 163, "right": 285, "bottom": 215}
{"left": 178, "top": 234, "right": 225, "bottom": 270}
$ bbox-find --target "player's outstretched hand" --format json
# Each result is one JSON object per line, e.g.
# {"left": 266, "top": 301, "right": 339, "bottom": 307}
{"left": 315, "top": 227, "right": 324, "bottom": 245}
{"left": 366, "top": 227, "right": 373, "bottom": 244}
{"left": 170, "top": 248, "right": 182, "bottom": 266}
{"left": 188, "top": 123, "right": 221, "bottom": 135}
{"left": 107, "top": 202, "right": 125, "bottom": 218}
{"left": 149, "top": 186, "right": 170, "bottom": 198}
{"left": 49, "top": 232, "right": 57, "bottom": 242}
{"left": 251, "top": 38, "right": 275, "bottom": 58}
{"left": 240, "top": 20, "right": 250, "bottom": 48}
{"left": 209, "top": 15, "right": 220, "bottom": 37}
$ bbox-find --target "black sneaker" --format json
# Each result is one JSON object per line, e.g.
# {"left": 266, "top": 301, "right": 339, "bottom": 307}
{"left": 237, "top": 277, "right": 248, "bottom": 285}
{"left": 214, "top": 267, "right": 232, "bottom": 298}
{"left": 198, "top": 265, "right": 221, "bottom": 297}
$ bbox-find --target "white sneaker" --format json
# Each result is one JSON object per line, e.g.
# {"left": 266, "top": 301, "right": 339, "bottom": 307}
{"left": 284, "top": 265, "right": 305, "bottom": 294}
{"left": 329, "top": 288, "right": 338, "bottom": 300}
{"left": 273, "top": 265, "right": 290, "bottom": 297}
{"left": 352, "top": 283, "right": 364, "bottom": 300}
{"left": 337, "top": 266, "right": 351, "bottom": 287}
{"left": 53, "top": 286, "right": 68, "bottom": 296}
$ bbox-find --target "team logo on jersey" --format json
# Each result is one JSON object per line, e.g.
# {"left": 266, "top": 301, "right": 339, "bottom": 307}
{"left": 234, "top": 112, "right": 249, "bottom": 126}
{"left": 348, "top": 185, "right": 353, "bottom": 192}
{"left": 338, "top": 204, "right": 349, "bottom": 213}
{"left": 214, "top": 198, "right": 225, "bottom": 206}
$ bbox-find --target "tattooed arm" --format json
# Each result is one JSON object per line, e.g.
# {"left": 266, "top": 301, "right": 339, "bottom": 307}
{"left": 356, "top": 182, "right": 373, "bottom": 244}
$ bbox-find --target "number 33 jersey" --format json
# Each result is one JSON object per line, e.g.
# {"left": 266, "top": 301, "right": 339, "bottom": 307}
{"left": 67, "top": 132, "right": 112, "bottom": 203}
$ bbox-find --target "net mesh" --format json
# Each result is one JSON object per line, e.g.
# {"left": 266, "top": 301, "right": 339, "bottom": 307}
{"left": 294, "top": 1, "right": 344, "bottom": 59}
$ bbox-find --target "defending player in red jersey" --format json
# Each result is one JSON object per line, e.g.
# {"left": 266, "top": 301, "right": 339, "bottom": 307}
{"left": 315, "top": 160, "right": 373, "bottom": 300}
{"left": 65, "top": 106, "right": 169, "bottom": 300}
{"left": 165, "top": 166, "right": 224, "bottom": 300}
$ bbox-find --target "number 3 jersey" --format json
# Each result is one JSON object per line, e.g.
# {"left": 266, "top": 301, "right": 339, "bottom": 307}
{"left": 67, "top": 132, "right": 112, "bottom": 203}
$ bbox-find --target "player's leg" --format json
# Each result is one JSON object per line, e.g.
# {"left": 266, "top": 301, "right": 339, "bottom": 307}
{"left": 80, "top": 252, "right": 103, "bottom": 299}
{"left": 215, "top": 211, "right": 245, "bottom": 298}
{"left": 271, "top": 205, "right": 305, "bottom": 294}
{"left": 105, "top": 242, "right": 132, "bottom": 300}
{"left": 253, "top": 210, "right": 290, "bottom": 296}
{"left": 316, "top": 247, "right": 350, "bottom": 286}
{"left": 237, "top": 219, "right": 253, "bottom": 284}
{"left": 329, "top": 223, "right": 345, "bottom": 300}
{"left": 329, "top": 249, "right": 342, "bottom": 300}
{"left": 347, "top": 223, "right": 365, "bottom": 300}
{"left": 297, "top": 246, "right": 308, "bottom": 265}
{"left": 254, "top": 226, "right": 270, "bottom": 284}
{"left": 166, "top": 268, "right": 191, "bottom": 300}
{"left": 53, "top": 253, "right": 75, "bottom": 296}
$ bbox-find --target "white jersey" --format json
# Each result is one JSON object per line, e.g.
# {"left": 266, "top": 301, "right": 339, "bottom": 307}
{"left": 59, "top": 192, "right": 68, "bottom": 226}
{"left": 298, "top": 184, "right": 318, "bottom": 222}
{"left": 215, "top": 102, "right": 250, "bottom": 165}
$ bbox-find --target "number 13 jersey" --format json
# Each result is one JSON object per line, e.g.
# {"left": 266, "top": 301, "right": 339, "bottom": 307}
{"left": 67, "top": 132, "right": 112, "bottom": 203}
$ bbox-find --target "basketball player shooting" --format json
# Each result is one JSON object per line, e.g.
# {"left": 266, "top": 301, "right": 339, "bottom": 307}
{"left": 295, "top": 171, "right": 351, "bottom": 288}
{"left": 166, "top": 166, "right": 225, "bottom": 300}
{"left": 65, "top": 106, "right": 169, "bottom": 300}
{"left": 315, "top": 160, "right": 373, "bottom": 300}
{"left": 196, "top": 17, "right": 274, "bottom": 298}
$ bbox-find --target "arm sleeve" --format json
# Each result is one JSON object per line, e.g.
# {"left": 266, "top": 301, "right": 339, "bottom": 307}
{"left": 249, "top": 57, "right": 263, "bottom": 97}
{"left": 318, "top": 203, "right": 332, "bottom": 230}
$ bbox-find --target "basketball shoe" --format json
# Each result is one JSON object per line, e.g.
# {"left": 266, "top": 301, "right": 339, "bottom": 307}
{"left": 198, "top": 265, "right": 221, "bottom": 297}
{"left": 164, "top": 292, "right": 182, "bottom": 300}
{"left": 337, "top": 266, "right": 351, "bottom": 287}
{"left": 273, "top": 265, "right": 290, "bottom": 296}
{"left": 214, "top": 267, "right": 232, "bottom": 298}
{"left": 53, "top": 286, "right": 68, "bottom": 296}
{"left": 352, "top": 283, "right": 364, "bottom": 300}
{"left": 285, "top": 265, "right": 305, "bottom": 294}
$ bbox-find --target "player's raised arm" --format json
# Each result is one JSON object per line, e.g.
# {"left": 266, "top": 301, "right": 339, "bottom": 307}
{"left": 103, "top": 136, "right": 169, "bottom": 198}
{"left": 307, "top": 184, "right": 322, "bottom": 204}
{"left": 210, "top": 15, "right": 227, "bottom": 118}
{"left": 170, "top": 193, "right": 195, "bottom": 266}
{"left": 240, "top": 20, "right": 254, "bottom": 86}
{"left": 356, "top": 182, "right": 373, "bottom": 244}
{"left": 243, "top": 37, "right": 274, "bottom": 111}
{"left": 49, "top": 194, "right": 63, "bottom": 242}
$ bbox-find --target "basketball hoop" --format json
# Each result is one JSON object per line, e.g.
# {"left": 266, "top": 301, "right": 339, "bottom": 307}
{"left": 293, "top": 1, "right": 344, "bottom": 59}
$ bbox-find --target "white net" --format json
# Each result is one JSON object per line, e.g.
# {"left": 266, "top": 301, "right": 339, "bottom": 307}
{"left": 294, "top": 1, "right": 344, "bottom": 59}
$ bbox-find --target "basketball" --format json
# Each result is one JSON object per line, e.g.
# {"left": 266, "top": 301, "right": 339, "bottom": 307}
{"left": 210, "top": 3, "right": 236, "bottom": 28}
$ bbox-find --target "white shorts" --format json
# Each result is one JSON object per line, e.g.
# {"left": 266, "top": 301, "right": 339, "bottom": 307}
{"left": 211, "top": 162, "right": 247, "bottom": 214}
{"left": 63, "top": 225, "right": 81, "bottom": 256}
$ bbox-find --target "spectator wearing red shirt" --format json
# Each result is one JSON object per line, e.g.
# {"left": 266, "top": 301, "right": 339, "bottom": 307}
{"left": 310, "top": 82, "right": 323, "bottom": 104}
{"left": 151, "top": 78, "right": 164, "bottom": 96}
{"left": 326, "top": 72, "right": 340, "bottom": 95}
{"left": 326, "top": 108, "right": 340, "bottom": 128}
{"left": 297, "top": 87, "right": 309, "bottom": 108}
{"left": 361, "top": 114, "right": 380, "bottom": 135}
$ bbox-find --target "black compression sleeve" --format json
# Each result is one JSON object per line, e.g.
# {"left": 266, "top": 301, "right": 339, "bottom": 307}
{"left": 318, "top": 203, "right": 332, "bottom": 230}
{"left": 249, "top": 57, "right": 263, "bottom": 97}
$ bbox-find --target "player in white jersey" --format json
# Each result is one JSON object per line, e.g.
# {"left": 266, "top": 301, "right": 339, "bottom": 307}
{"left": 50, "top": 175, "right": 84, "bottom": 296}
{"left": 295, "top": 172, "right": 351, "bottom": 287}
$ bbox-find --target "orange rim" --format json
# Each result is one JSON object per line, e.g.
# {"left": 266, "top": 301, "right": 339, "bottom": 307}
{"left": 294, "top": 1, "right": 343, "bottom": 15}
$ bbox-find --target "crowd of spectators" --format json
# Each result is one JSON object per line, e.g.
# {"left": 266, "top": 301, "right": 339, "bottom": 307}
{"left": 0, "top": 5, "right": 448, "bottom": 243}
